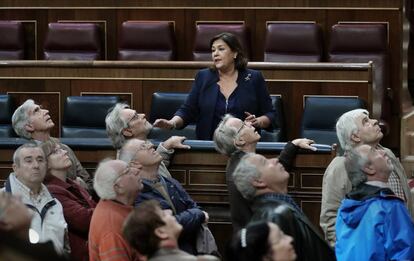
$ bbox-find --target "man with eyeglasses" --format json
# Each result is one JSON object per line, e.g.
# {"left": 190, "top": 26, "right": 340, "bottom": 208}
{"left": 12, "top": 99, "right": 92, "bottom": 190}
{"left": 119, "top": 138, "right": 211, "bottom": 255}
{"left": 213, "top": 114, "right": 316, "bottom": 232}
{"left": 106, "top": 103, "right": 190, "bottom": 178}
{"left": 89, "top": 159, "right": 144, "bottom": 261}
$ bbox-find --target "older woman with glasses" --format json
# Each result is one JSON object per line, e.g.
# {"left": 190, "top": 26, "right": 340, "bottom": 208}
{"left": 41, "top": 143, "right": 97, "bottom": 261}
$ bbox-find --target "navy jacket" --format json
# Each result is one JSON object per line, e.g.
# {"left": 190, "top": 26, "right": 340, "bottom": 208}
{"left": 175, "top": 68, "right": 276, "bottom": 140}
{"left": 135, "top": 176, "right": 205, "bottom": 254}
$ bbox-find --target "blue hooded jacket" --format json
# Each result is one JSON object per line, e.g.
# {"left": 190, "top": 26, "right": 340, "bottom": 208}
{"left": 335, "top": 184, "right": 414, "bottom": 261}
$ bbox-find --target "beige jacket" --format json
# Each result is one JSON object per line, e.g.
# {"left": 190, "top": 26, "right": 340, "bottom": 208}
{"left": 320, "top": 146, "right": 414, "bottom": 247}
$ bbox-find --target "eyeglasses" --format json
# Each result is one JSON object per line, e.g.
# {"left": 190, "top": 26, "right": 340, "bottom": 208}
{"left": 236, "top": 122, "right": 247, "bottom": 136}
{"left": 127, "top": 112, "right": 140, "bottom": 126}
{"left": 114, "top": 166, "right": 133, "bottom": 184}
{"left": 137, "top": 141, "right": 154, "bottom": 151}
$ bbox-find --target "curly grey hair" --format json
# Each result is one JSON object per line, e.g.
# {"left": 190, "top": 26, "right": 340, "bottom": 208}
{"left": 106, "top": 103, "right": 129, "bottom": 149}
{"left": 12, "top": 99, "right": 35, "bottom": 139}
{"left": 93, "top": 159, "right": 121, "bottom": 200}
{"left": 232, "top": 153, "right": 261, "bottom": 200}
{"left": 344, "top": 146, "right": 369, "bottom": 188}
{"left": 213, "top": 114, "right": 239, "bottom": 156}
{"left": 336, "top": 109, "right": 369, "bottom": 152}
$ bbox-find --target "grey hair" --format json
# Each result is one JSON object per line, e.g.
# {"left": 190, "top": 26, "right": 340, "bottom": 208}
{"left": 344, "top": 147, "right": 369, "bottom": 188}
{"left": 336, "top": 109, "right": 369, "bottom": 152}
{"left": 233, "top": 153, "right": 261, "bottom": 200}
{"left": 106, "top": 103, "right": 129, "bottom": 149}
{"left": 12, "top": 99, "right": 35, "bottom": 139}
{"left": 118, "top": 138, "right": 139, "bottom": 163}
{"left": 13, "top": 142, "right": 44, "bottom": 167}
{"left": 93, "top": 158, "right": 120, "bottom": 200}
{"left": 213, "top": 114, "right": 238, "bottom": 156}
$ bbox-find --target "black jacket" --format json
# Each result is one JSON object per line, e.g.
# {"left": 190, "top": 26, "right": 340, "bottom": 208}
{"left": 251, "top": 193, "right": 336, "bottom": 261}
{"left": 225, "top": 141, "right": 299, "bottom": 233}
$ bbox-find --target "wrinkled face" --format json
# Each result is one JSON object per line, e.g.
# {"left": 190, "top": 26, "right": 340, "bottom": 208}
{"left": 26, "top": 104, "right": 55, "bottom": 133}
{"left": 47, "top": 145, "right": 72, "bottom": 171}
{"left": 129, "top": 139, "right": 163, "bottom": 167}
{"left": 226, "top": 118, "right": 260, "bottom": 145}
{"left": 267, "top": 222, "right": 296, "bottom": 261}
{"left": 121, "top": 108, "right": 152, "bottom": 139}
{"left": 358, "top": 144, "right": 393, "bottom": 177}
{"left": 158, "top": 208, "right": 182, "bottom": 239}
{"left": 353, "top": 113, "right": 383, "bottom": 145}
{"left": 14, "top": 147, "right": 47, "bottom": 188}
{"left": 113, "top": 161, "right": 143, "bottom": 193}
{"left": 248, "top": 154, "right": 289, "bottom": 193}
{"left": 211, "top": 39, "right": 237, "bottom": 71}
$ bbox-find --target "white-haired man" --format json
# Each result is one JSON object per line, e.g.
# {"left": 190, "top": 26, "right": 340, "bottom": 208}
{"left": 213, "top": 114, "right": 315, "bottom": 232}
{"left": 119, "top": 138, "right": 209, "bottom": 255}
{"left": 233, "top": 153, "right": 335, "bottom": 261}
{"left": 88, "top": 159, "right": 143, "bottom": 261}
{"left": 12, "top": 99, "right": 91, "bottom": 188}
{"left": 1, "top": 143, "right": 69, "bottom": 255}
{"left": 105, "top": 103, "right": 190, "bottom": 178}
{"left": 320, "top": 109, "right": 414, "bottom": 247}
{"left": 335, "top": 144, "right": 414, "bottom": 260}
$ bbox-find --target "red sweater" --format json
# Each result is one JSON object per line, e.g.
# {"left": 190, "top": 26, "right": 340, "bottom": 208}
{"left": 46, "top": 175, "right": 97, "bottom": 261}
{"left": 88, "top": 200, "right": 140, "bottom": 261}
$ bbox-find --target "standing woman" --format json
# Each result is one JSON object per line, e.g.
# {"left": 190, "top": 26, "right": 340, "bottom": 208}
{"left": 42, "top": 143, "right": 97, "bottom": 261}
{"left": 154, "top": 32, "right": 275, "bottom": 140}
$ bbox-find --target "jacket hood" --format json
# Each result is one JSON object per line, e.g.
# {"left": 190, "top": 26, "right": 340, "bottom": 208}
{"left": 339, "top": 198, "right": 372, "bottom": 228}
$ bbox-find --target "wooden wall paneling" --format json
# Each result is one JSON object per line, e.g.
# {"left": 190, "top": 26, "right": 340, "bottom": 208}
{"left": 71, "top": 80, "right": 142, "bottom": 111}
{"left": 141, "top": 80, "right": 193, "bottom": 117}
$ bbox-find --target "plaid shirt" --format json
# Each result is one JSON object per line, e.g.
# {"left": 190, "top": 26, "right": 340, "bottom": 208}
{"left": 388, "top": 170, "right": 406, "bottom": 201}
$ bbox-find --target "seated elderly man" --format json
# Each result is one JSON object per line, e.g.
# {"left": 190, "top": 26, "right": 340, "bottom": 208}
{"left": 88, "top": 159, "right": 143, "bottom": 261}
{"left": 106, "top": 103, "right": 190, "bottom": 179}
{"left": 1, "top": 143, "right": 69, "bottom": 255}
{"left": 233, "top": 152, "right": 335, "bottom": 261}
{"left": 123, "top": 200, "right": 218, "bottom": 261}
{"left": 213, "top": 114, "right": 315, "bottom": 232}
{"left": 320, "top": 109, "right": 413, "bottom": 247}
{"left": 335, "top": 144, "right": 414, "bottom": 260}
{"left": 119, "top": 138, "right": 209, "bottom": 255}
{"left": 12, "top": 99, "right": 92, "bottom": 189}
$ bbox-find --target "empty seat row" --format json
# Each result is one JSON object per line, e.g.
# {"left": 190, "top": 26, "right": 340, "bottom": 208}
{"left": 0, "top": 21, "right": 388, "bottom": 64}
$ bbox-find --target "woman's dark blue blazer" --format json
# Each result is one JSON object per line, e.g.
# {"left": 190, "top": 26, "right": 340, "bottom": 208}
{"left": 175, "top": 68, "right": 276, "bottom": 140}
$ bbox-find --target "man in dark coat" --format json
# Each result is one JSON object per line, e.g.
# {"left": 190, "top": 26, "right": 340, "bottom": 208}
{"left": 233, "top": 153, "right": 336, "bottom": 261}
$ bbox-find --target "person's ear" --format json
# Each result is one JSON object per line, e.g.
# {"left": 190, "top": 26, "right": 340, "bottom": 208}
{"left": 154, "top": 227, "right": 168, "bottom": 240}
{"left": 122, "top": 128, "right": 133, "bottom": 138}
{"left": 234, "top": 136, "right": 246, "bottom": 147}
{"left": 252, "top": 178, "right": 267, "bottom": 189}
{"left": 233, "top": 52, "right": 238, "bottom": 59}
{"left": 12, "top": 163, "right": 17, "bottom": 174}
{"left": 363, "top": 164, "right": 376, "bottom": 175}
{"left": 24, "top": 123, "right": 34, "bottom": 133}
{"left": 351, "top": 132, "right": 361, "bottom": 144}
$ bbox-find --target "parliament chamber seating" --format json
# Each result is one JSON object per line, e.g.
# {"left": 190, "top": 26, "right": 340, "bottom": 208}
{"left": 328, "top": 23, "right": 390, "bottom": 122}
{"left": 260, "top": 95, "right": 286, "bottom": 142}
{"left": 192, "top": 22, "right": 250, "bottom": 61}
{"left": 148, "top": 92, "right": 197, "bottom": 141}
{"left": 0, "top": 21, "right": 24, "bottom": 60}
{"left": 0, "top": 95, "right": 16, "bottom": 138}
{"left": 264, "top": 22, "right": 323, "bottom": 62}
{"left": 61, "top": 96, "right": 120, "bottom": 138}
{"left": 43, "top": 23, "right": 102, "bottom": 60}
{"left": 118, "top": 21, "right": 176, "bottom": 61}
{"left": 300, "top": 96, "right": 366, "bottom": 147}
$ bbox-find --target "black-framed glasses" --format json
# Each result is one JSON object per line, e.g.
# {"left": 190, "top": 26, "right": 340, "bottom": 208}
{"left": 236, "top": 122, "right": 247, "bottom": 135}
{"left": 127, "top": 112, "right": 140, "bottom": 126}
